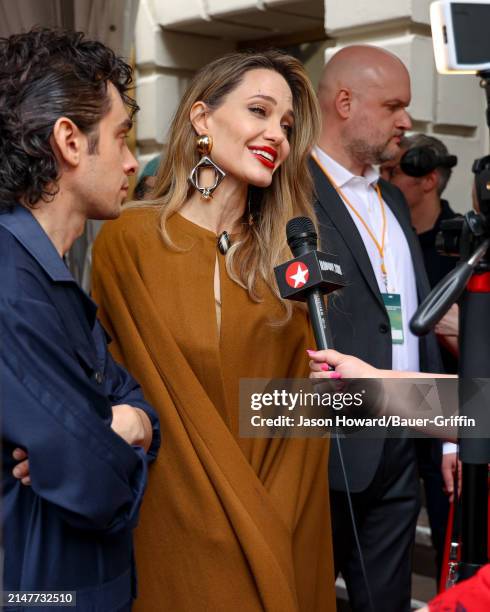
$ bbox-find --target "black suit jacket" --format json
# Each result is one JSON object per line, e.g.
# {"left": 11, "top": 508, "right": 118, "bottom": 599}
{"left": 310, "top": 157, "right": 443, "bottom": 492}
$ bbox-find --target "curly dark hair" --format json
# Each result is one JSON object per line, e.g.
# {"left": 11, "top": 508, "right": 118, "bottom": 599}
{"left": 0, "top": 27, "right": 139, "bottom": 211}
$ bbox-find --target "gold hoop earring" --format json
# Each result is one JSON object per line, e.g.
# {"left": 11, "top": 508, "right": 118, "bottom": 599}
{"left": 188, "top": 135, "right": 226, "bottom": 200}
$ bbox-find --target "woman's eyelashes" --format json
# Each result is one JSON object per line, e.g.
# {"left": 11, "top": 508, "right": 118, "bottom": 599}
{"left": 249, "top": 105, "right": 266, "bottom": 116}
{"left": 248, "top": 106, "right": 293, "bottom": 139}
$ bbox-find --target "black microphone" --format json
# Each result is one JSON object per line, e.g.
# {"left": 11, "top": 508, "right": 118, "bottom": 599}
{"left": 274, "top": 216, "right": 345, "bottom": 350}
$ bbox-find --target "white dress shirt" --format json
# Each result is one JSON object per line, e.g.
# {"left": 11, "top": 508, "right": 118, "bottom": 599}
{"left": 314, "top": 146, "right": 420, "bottom": 372}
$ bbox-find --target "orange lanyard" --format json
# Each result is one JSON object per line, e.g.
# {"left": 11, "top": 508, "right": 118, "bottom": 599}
{"left": 312, "top": 153, "right": 389, "bottom": 291}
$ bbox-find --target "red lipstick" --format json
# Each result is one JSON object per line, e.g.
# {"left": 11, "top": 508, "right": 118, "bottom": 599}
{"left": 248, "top": 146, "right": 277, "bottom": 169}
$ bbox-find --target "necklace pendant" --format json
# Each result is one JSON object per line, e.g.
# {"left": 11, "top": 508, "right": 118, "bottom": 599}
{"left": 217, "top": 231, "right": 231, "bottom": 255}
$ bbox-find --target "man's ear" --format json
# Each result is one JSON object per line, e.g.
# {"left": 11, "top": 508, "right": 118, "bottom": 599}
{"left": 335, "top": 88, "right": 352, "bottom": 119}
{"left": 189, "top": 101, "right": 210, "bottom": 136}
{"left": 51, "top": 117, "right": 84, "bottom": 167}
{"left": 423, "top": 169, "right": 439, "bottom": 194}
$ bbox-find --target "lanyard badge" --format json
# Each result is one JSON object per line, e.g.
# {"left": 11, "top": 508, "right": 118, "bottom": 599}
{"left": 382, "top": 293, "right": 404, "bottom": 344}
{"left": 313, "top": 154, "right": 405, "bottom": 344}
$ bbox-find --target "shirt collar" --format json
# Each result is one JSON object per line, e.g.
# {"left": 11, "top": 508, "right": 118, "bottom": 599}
{"left": 440, "top": 199, "right": 456, "bottom": 220}
{"left": 313, "top": 146, "right": 380, "bottom": 188}
{"left": 0, "top": 205, "right": 75, "bottom": 282}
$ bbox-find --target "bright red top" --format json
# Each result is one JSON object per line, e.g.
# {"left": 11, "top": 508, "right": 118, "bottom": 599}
{"left": 430, "top": 564, "right": 490, "bottom": 611}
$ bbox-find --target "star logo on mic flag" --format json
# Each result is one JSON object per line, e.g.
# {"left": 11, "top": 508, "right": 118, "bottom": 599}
{"left": 286, "top": 262, "right": 309, "bottom": 289}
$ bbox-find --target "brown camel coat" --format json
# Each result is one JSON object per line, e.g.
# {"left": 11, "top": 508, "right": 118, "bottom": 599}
{"left": 91, "top": 207, "right": 335, "bottom": 612}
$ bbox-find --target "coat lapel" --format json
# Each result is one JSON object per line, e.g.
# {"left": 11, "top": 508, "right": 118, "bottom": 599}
{"left": 310, "top": 157, "right": 386, "bottom": 310}
{"left": 311, "top": 157, "right": 431, "bottom": 307}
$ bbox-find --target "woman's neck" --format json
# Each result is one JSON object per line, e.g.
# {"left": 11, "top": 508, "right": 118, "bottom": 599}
{"left": 180, "top": 174, "right": 248, "bottom": 235}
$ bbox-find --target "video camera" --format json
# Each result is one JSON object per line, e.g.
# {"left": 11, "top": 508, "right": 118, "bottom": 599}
{"left": 436, "top": 155, "right": 490, "bottom": 267}
{"left": 429, "top": 1, "right": 490, "bottom": 269}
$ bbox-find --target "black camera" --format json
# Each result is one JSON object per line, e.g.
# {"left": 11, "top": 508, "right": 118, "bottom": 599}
{"left": 436, "top": 155, "right": 490, "bottom": 268}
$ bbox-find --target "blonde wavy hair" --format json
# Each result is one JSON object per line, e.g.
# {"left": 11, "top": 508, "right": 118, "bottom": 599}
{"left": 135, "top": 50, "right": 320, "bottom": 320}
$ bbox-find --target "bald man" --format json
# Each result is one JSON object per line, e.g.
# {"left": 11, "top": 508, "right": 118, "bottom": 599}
{"left": 310, "top": 46, "right": 443, "bottom": 611}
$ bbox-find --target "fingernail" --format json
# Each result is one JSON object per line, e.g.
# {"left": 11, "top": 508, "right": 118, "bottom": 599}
{"left": 321, "top": 363, "right": 330, "bottom": 371}
{"left": 330, "top": 372, "right": 342, "bottom": 379}
{"left": 306, "top": 349, "right": 317, "bottom": 356}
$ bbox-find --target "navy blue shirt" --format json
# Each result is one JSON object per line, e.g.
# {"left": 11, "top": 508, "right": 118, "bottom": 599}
{"left": 0, "top": 206, "right": 160, "bottom": 611}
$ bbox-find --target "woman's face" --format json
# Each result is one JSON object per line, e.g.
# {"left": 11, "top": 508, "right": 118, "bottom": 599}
{"left": 203, "top": 68, "right": 294, "bottom": 188}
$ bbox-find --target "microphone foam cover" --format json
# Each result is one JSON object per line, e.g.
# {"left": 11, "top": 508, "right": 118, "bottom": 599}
{"left": 286, "top": 216, "right": 316, "bottom": 243}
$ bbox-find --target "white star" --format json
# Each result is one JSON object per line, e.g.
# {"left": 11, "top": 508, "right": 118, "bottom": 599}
{"left": 290, "top": 264, "right": 308, "bottom": 288}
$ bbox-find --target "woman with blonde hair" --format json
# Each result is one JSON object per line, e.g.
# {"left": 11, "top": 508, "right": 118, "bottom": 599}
{"left": 92, "top": 50, "right": 335, "bottom": 611}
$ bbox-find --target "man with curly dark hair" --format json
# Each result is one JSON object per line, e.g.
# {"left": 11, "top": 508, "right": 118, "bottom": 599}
{"left": 0, "top": 28, "right": 160, "bottom": 611}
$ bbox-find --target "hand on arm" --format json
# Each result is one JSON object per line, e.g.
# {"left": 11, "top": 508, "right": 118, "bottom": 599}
{"left": 12, "top": 404, "right": 153, "bottom": 487}
{"left": 12, "top": 448, "right": 30, "bottom": 486}
{"left": 4, "top": 297, "right": 150, "bottom": 531}
{"left": 111, "top": 404, "right": 153, "bottom": 452}
{"left": 101, "top": 332, "right": 160, "bottom": 461}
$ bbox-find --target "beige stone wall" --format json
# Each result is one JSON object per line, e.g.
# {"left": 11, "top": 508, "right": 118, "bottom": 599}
{"left": 134, "top": 0, "right": 235, "bottom": 169}
{"left": 135, "top": 0, "right": 487, "bottom": 212}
